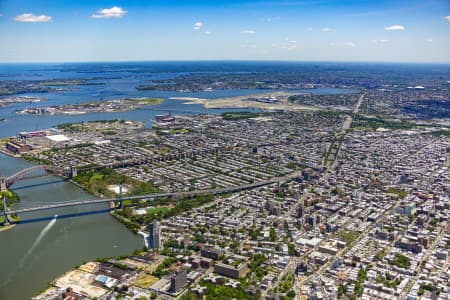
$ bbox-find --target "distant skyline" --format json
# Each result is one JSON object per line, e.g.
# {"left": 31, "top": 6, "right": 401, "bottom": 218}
{"left": 0, "top": 0, "right": 449, "bottom": 63}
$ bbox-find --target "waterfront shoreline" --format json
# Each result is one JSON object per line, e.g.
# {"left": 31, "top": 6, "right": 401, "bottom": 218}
{"left": 0, "top": 157, "right": 138, "bottom": 237}
{"left": 16, "top": 97, "right": 164, "bottom": 116}
{"left": 0, "top": 224, "right": 16, "bottom": 232}
{"left": 0, "top": 147, "right": 21, "bottom": 158}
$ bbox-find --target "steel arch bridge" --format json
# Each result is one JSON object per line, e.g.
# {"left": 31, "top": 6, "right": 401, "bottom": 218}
{"left": 1, "top": 165, "right": 75, "bottom": 191}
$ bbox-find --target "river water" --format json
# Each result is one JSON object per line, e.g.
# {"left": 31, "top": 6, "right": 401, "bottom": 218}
{"left": 0, "top": 153, "right": 143, "bottom": 300}
{"left": 0, "top": 62, "right": 358, "bottom": 299}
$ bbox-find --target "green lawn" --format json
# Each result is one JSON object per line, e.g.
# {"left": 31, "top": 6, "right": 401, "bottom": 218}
{"left": 147, "top": 206, "right": 170, "bottom": 215}
{"left": 390, "top": 253, "right": 411, "bottom": 269}
{"left": 337, "top": 230, "right": 360, "bottom": 245}
{"left": 385, "top": 187, "right": 408, "bottom": 199}
{"left": 138, "top": 98, "right": 163, "bottom": 105}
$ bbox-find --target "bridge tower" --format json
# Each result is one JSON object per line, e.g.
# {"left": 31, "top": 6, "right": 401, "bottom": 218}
{"left": 0, "top": 176, "right": 7, "bottom": 192}
{"left": 70, "top": 166, "right": 77, "bottom": 179}
{"left": 2, "top": 196, "right": 10, "bottom": 225}
{"left": 118, "top": 183, "right": 124, "bottom": 209}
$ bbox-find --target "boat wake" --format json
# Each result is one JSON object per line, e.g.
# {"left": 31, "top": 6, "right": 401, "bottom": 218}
{"left": 0, "top": 215, "right": 58, "bottom": 289}
{"left": 23, "top": 215, "right": 58, "bottom": 263}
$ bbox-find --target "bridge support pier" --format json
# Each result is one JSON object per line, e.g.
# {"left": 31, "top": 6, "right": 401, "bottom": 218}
{"left": 70, "top": 166, "right": 77, "bottom": 179}
{"left": 2, "top": 196, "right": 10, "bottom": 225}
{"left": 118, "top": 184, "right": 124, "bottom": 209}
{"left": 0, "top": 177, "right": 7, "bottom": 192}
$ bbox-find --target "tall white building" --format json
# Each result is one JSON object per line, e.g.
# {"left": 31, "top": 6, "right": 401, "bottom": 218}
{"left": 147, "top": 220, "right": 161, "bottom": 250}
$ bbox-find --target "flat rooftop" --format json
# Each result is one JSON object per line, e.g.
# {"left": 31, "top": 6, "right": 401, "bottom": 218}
{"left": 46, "top": 134, "right": 70, "bottom": 142}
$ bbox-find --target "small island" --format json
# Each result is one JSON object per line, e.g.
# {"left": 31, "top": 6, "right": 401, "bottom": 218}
{"left": 0, "top": 96, "right": 46, "bottom": 109}
{"left": 0, "top": 78, "right": 107, "bottom": 97}
{"left": 16, "top": 97, "right": 163, "bottom": 115}
{"left": 40, "top": 79, "right": 105, "bottom": 86}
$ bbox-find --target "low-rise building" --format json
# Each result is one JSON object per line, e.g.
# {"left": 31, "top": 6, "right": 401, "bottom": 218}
{"left": 214, "top": 262, "right": 248, "bottom": 279}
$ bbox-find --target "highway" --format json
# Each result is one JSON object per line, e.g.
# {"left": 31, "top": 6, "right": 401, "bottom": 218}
{"left": 293, "top": 93, "right": 377, "bottom": 298}
{"left": 322, "top": 93, "right": 365, "bottom": 170}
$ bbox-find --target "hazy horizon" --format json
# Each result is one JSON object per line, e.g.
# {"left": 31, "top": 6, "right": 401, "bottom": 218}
{"left": 1, "top": 59, "right": 450, "bottom": 65}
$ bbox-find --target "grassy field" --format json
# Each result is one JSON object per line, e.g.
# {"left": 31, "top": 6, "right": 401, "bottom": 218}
{"left": 385, "top": 187, "right": 408, "bottom": 199}
{"left": 136, "top": 97, "right": 163, "bottom": 105}
{"left": 390, "top": 253, "right": 411, "bottom": 269}
{"left": 351, "top": 114, "right": 416, "bottom": 131}
{"left": 337, "top": 230, "right": 360, "bottom": 245}
{"left": 222, "top": 111, "right": 264, "bottom": 120}
{"left": 133, "top": 273, "right": 159, "bottom": 289}
{"left": 73, "top": 168, "right": 160, "bottom": 198}
{"left": 147, "top": 206, "right": 170, "bottom": 214}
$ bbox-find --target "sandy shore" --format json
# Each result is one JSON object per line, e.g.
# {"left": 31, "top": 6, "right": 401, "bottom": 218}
{"left": 0, "top": 224, "right": 17, "bottom": 232}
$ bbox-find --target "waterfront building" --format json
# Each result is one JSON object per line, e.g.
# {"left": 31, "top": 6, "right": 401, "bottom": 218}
{"left": 5, "top": 138, "right": 32, "bottom": 154}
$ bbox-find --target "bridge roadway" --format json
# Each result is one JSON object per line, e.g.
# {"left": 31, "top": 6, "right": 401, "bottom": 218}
{"left": 6, "top": 171, "right": 303, "bottom": 216}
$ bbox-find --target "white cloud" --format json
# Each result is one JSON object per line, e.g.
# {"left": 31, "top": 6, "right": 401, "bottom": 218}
{"left": 205, "top": 30, "right": 212, "bottom": 35}
{"left": 426, "top": 39, "right": 433, "bottom": 43}
{"left": 241, "top": 30, "right": 256, "bottom": 34}
{"left": 322, "top": 27, "right": 332, "bottom": 32}
{"left": 444, "top": 15, "right": 450, "bottom": 21}
{"left": 330, "top": 42, "right": 356, "bottom": 47}
{"left": 274, "top": 38, "right": 297, "bottom": 50}
{"left": 14, "top": 13, "right": 52, "bottom": 22}
{"left": 384, "top": 24, "right": 405, "bottom": 31}
{"left": 91, "top": 7, "right": 127, "bottom": 19}
{"left": 193, "top": 21, "right": 203, "bottom": 30}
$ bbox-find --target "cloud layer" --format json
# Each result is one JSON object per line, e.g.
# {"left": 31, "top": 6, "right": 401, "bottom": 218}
{"left": 14, "top": 13, "right": 52, "bottom": 22}
{"left": 91, "top": 7, "right": 127, "bottom": 19}
{"left": 384, "top": 24, "right": 405, "bottom": 31}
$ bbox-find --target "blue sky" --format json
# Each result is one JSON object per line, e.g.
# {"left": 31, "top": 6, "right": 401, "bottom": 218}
{"left": 0, "top": 0, "right": 449, "bottom": 63}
